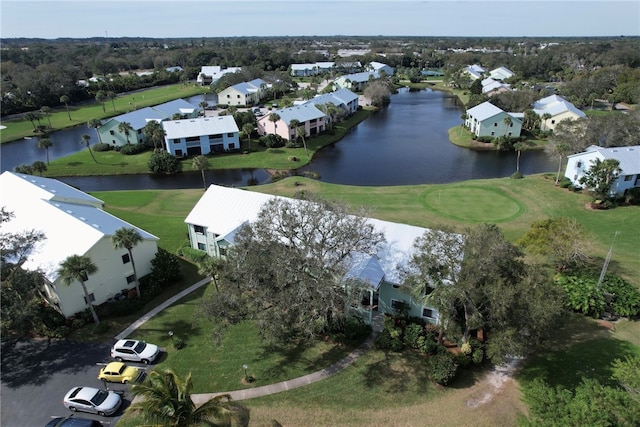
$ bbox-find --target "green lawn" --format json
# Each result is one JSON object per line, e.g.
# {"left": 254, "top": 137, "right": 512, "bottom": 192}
{"left": 42, "top": 110, "right": 371, "bottom": 176}
{"left": 0, "top": 83, "right": 206, "bottom": 144}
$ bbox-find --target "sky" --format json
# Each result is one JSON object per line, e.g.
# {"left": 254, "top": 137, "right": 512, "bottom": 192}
{"left": 1, "top": 0, "right": 639, "bottom": 39}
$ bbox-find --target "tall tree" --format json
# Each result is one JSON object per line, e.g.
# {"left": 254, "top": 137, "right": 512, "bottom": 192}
{"left": 197, "top": 256, "right": 225, "bottom": 292}
{"left": 579, "top": 158, "right": 622, "bottom": 199}
{"left": 24, "top": 112, "right": 39, "bottom": 131}
{"left": 107, "top": 91, "right": 117, "bottom": 112}
{"left": 191, "top": 155, "right": 210, "bottom": 190}
{"left": 201, "top": 194, "right": 384, "bottom": 344}
{"left": 514, "top": 141, "right": 526, "bottom": 173}
{"left": 403, "top": 223, "right": 564, "bottom": 362}
{"left": 60, "top": 95, "right": 72, "bottom": 120}
{"left": 118, "top": 121, "right": 134, "bottom": 145}
{"left": 128, "top": 369, "right": 246, "bottom": 427}
{"left": 112, "top": 227, "right": 144, "bottom": 299}
{"left": 0, "top": 208, "right": 47, "bottom": 339}
{"left": 241, "top": 123, "right": 254, "bottom": 151}
{"left": 37, "top": 138, "right": 53, "bottom": 165}
{"left": 81, "top": 134, "right": 98, "bottom": 163}
{"left": 87, "top": 118, "right": 103, "bottom": 145}
{"left": 268, "top": 112, "right": 280, "bottom": 134}
{"left": 57, "top": 254, "right": 100, "bottom": 324}
{"left": 143, "top": 120, "right": 166, "bottom": 149}
{"left": 40, "top": 106, "right": 53, "bottom": 128}
{"left": 95, "top": 91, "right": 106, "bottom": 112}
{"left": 503, "top": 116, "right": 513, "bottom": 138}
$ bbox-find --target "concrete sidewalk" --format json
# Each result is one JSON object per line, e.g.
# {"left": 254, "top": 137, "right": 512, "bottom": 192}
{"left": 119, "top": 278, "right": 384, "bottom": 402}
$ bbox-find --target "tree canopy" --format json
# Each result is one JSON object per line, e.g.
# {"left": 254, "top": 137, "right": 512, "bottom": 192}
{"left": 201, "top": 193, "right": 384, "bottom": 344}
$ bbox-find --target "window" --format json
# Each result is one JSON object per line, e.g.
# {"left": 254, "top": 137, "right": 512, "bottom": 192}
{"left": 227, "top": 94, "right": 230, "bottom": 98}
{"left": 422, "top": 308, "right": 436, "bottom": 319}
{"left": 185, "top": 136, "right": 200, "bottom": 143}
{"left": 173, "top": 139, "right": 180, "bottom": 144}
{"left": 121, "top": 253, "right": 131, "bottom": 264}
{"left": 577, "top": 161, "right": 582, "bottom": 168}
{"left": 194, "top": 225, "right": 205, "bottom": 234}
{"left": 624, "top": 175, "right": 633, "bottom": 182}
{"left": 551, "top": 120, "right": 556, "bottom": 124}
{"left": 175, "top": 149, "right": 183, "bottom": 157}
{"left": 209, "top": 134, "right": 222, "bottom": 140}
{"left": 219, "top": 247, "right": 227, "bottom": 256}
{"left": 84, "top": 293, "right": 95, "bottom": 304}
{"left": 227, "top": 133, "right": 234, "bottom": 137}
{"left": 493, "top": 122, "right": 497, "bottom": 127}
{"left": 197, "top": 243, "right": 206, "bottom": 250}
{"left": 110, "top": 130, "right": 114, "bottom": 135}
{"left": 390, "top": 299, "right": 405, "bottom": 310}
{"left": 228, "top": 143, "right": 235, "bottom": 149}
{"left": 491, "top": 131, "right": 495, "bottom": 136}
{"left": 126, "top": 274, "right": 135, "bottom": 284}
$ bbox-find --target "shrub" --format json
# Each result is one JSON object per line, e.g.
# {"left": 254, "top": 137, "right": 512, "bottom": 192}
{"left": 510, "top": 171, "right": 524, "bottom": 179}
{"left": 602, "top": 275, "right": 640, "bottom": 317}
{"left": 559, "top": 177, "right": 573, "bottom": 188}
{"left": 624, "top": 188, "right": 640, "bottom": 205}
{"left": 150, "top": 248, "right": 183, "bottom": 287}
{"left": 555, "top": 274, "right": 605, "bottom": 317}
{"left": 403, "top": 323, "right": 424, "bottom": 349}
{"left": 258, "top": 134, "right": 285, "bottom": 148}
{"left": 418, "top": 333, "right": 439, "bottom": 355}
{"left": 179, "top": 247, "right": 208, "bottom": 263}
{"left": 119, "top": 143, "right": 147, "bottom": 155}
{"left": 92, "top": 142, "right": 112, "bottom": 152}
{"left": 329, "top": 316, "right": 371, "bottom": 345}
{"left": 172, "top": 336, "right": 185, "bottom": 349}
{"left": 429, "top": 352, "right": 459, "bottom": 385}
{"left": 148, "top": 150, "right": 182, "bottom": 174}
{"left": 92, "top": 321, "right": 111, "bottom": 335}
{"left": 375, "top": 328, "right": 393, "bottom": 350}
{"left": 472, "top": 348, "right": 485, "bottom": 365}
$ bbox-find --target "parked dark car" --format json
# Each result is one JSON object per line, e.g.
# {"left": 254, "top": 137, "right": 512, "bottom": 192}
{"left": 45, "top": 415, "right": 103, "bottom": 427}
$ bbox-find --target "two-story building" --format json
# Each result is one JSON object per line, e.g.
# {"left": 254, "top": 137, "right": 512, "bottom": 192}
{"left": 532, "top": 95, "right": 586, "bottom": 131}
{"left": 162, "top": 116, "right": 240, "bottom": 157}
{"left": 465, "top": 101, "right": 523, "bottom": 138}
{"left": 217, "top": 78, "right": 268, "bottom": 107}
{"left": 257, "top": 104, "right": 327, "bottom": 141}
{"left": 1, "top": 172, "right": 159, "bottom": 318}
{"left": 98, "top": 99, "right": 198, "bottom": 147}
{"left": 184, "top": 184, "right": 457, "bottom": 326}
{"left": 565, "top": 145, "right": 640, "bottom": 196}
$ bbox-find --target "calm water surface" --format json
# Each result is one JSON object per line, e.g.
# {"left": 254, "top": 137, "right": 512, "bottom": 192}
{"left": 1, "top": 89, "right": 555, "bottom": 191}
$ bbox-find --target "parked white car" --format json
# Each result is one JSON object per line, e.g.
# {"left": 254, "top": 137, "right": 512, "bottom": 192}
{"left": 111, "top": 339, "right": 159, "bottom": 364}
{"left": 63, "top": 387, "right": 121, "bottom": 416}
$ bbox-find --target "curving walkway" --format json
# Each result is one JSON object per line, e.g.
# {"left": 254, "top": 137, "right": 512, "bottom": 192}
{"left": 116, "top": 278, "right": 384, "bottom": 402}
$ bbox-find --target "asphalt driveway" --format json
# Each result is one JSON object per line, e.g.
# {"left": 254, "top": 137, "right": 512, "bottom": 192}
{"left": 1, "top": 338, "right": 138, "bottom": 426}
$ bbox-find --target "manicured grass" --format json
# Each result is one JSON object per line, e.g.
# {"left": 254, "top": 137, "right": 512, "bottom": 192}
{"left": 0, "top": 83, "right": 206, "bottom": 144}
{"left": 517, "top": 313, "right": 640, "bottom": 391}
{"left": 43, "top": 109, "right": 372, "bottom": 176}
{"left": 125, "top": 283, "right": 361, "bottom": 394}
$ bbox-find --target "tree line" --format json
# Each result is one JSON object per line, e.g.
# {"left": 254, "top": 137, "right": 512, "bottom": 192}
{"left": 2, "top": 36, "right": 638, "bottom": 116}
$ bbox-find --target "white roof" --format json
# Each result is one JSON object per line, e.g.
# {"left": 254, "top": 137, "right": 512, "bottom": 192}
{"left": 569, "top": 145, "right": 640, "bottom": 175}
{"left": 184, "top": 185, "right": 436, "bottom": 285}
{"left": 489, "top": 66, "right": 514, "bottom": 80}
{"left": 533, "top": 95, "right": 586, "bottom": 118}
{"left": 269, "top": 103, "right": 326, "bottom": 125}
{"left": 481, "top": 78, "right": 511, "bottom": 94}
{"left": 162, "top": 116, "right": 239, "bottom": 139}
{"left": 466, "top": 101, "right": 505, "bottom": 121}
{"left": 1, "top": 172, "right": 158, "bottom": 282}
{"left": 306, "top": 88, "right": 359, "bottom": 109}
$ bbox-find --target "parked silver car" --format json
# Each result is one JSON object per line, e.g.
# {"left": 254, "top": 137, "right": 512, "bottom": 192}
{"left": 62, "top": 387, "right": 121, "bottom": 417}
{"left": 110, "top": 339, "right": 159, "bottom": 364}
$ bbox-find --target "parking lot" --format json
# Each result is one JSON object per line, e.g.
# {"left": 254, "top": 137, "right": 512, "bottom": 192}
{"left": 1, "top": 338, "right": 151, "bottom": 427}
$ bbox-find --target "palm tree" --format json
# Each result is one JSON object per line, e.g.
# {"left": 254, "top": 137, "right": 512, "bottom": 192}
{"left": 241, "top": 123, "right": 254, "bottom": 151}
{"left": 289, "top": 119, "right": 300, "bottom": 143}
{"left": 268, "top": 112, "right": 280, "bottom": 134}
{"left": 545, "top": 140, "right": 571, "bottom": 185}
{"left": 118, "top": 121, "right": 134, "bottom": 145}
{"left": 31, "top": 160, "right": 47, "bottom": 175}
{"left": 128, "top": 369, "right": 243, "bottom": 427}
{"left": 95, "top": 91, "right": 106, "bottom": 112}
{"left": 60, "top": 95, "right": 72, "bottom": 120}
{"left": 192, "top": 155, "right": 210, "bottom": 190}
{"left": 107, "top": 91, "right": 117, "bottom": 112}
{"left": 24, "top": 112, "right": 38, "bottom": 131}
{"left": 503, "top": 116, "right": 513, "bottom": 138}
{"left": 514, "top": 141, "right": 526, "bottom": 173}
{"left": 197, "top": 256, "right": 225, "bottom": 292}
{"left": 58, "top": 254, "right": 100, "bottom": 324}
{"left": 541, "top": 113, "right": 552, "bottom": 131}
{"left": 40, "top": 106, "right": 53, "bottom": 128}
{"left": 88, "top": 118, "right": 103, "bottom": 144}
{"left": 38, "top": 138, "right": 53, "bottom": 164}
{"left": 81, "top": 134, "right": 98, "bottom": 163}
{"left": 199, "top": 101, "right": 209, "bottom": 115}
{"left": 143, "top": 120, "right": 166, "bottom": 149}
{"left": 112, "top": 227, "right": 143, "bottom": 299}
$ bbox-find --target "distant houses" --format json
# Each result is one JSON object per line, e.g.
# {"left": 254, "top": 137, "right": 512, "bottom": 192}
{"left": 162, "top": 116, "right": 240, "bottom": 157}
{"left": 565, "top": 145, "right": 640, "bottom": 196}
{"left": 290, "top": 62, "right": 335, "bottom": 77}
{"left": 197, "top": 65, "right": 242, "bottom": 86}
{"left": 1, "top": 171, "right": 159, "bottom": 319}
